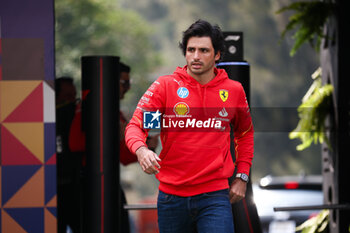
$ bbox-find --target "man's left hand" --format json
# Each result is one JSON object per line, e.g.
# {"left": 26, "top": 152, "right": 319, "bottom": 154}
{"left": 229, "top": 179, "right": 247, "bottom": 203}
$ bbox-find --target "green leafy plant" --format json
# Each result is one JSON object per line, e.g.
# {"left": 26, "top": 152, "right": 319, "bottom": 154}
{"left": 277, "top": 1, "right": 336, "bottom": 150}
{"left": 296, "top": 209, "right": 329, "bottom": 233}
{"left": 276, "top": 1, "right": 335, "bottom": 56}
{"left": 289, "top": 68, "right": 333, "bottom": 151}
{"left": 278, "top": 2, "right": 335, "bottom": 232}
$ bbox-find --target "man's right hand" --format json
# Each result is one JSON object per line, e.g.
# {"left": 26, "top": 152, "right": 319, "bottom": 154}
{"left": 135, "top": 146, "right": 161, "bottom": 175}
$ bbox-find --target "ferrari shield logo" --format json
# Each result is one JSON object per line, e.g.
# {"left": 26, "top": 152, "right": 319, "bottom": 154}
{"left": 219, "top": 90, "right": 228, "bottom": 102}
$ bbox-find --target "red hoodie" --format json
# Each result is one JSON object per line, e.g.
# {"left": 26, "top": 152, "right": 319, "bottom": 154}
{"left": 125, "top": 66, "right": 254, "bottom": 196}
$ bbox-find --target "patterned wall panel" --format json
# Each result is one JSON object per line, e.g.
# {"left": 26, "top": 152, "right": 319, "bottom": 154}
{"left": 0, "top": 0, "right": 56, "bottom": 232}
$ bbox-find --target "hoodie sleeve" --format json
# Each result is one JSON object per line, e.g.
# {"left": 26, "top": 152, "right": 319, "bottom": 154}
{"left": 125, "top": 78, "right": 165, "bottom": 154}
{"left": 232, "top": 84, "right": 254, "bottom": 175}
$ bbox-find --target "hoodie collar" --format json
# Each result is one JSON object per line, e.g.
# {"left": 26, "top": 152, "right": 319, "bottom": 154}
{"left": 173, "top": 65, "right": 228, "bottom": 87}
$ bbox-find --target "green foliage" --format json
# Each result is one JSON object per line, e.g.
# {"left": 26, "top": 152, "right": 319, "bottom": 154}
{"left": 295, "top": 209, "right": 329, "bottom": 233}
{"left": 277, "top": 1, "right": 334, "bottom": 56}
{"left": 55, "top": 0, "right": 161, "bottom": 86}
{"left": 277, "top": 1, "right": 336, "bottom": 152}
{"left": 289, "top": 68, "right": 333, "bottom": 151}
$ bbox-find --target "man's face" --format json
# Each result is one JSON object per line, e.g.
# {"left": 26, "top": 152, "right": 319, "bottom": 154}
{"left": 185, "top": 36, "right": 220, "bottom": 79}
{"left": 57, "top": 82, "right": 76, "bottom": 104}
{"left": 119, "top": 72, "right": 130, "bottom": 99}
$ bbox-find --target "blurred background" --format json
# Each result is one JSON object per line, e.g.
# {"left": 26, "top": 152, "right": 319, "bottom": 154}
{"left": 55, "top": 0, "right": 322, "bottom": 229}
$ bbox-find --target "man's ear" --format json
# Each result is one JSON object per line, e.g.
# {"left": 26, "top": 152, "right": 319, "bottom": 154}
{"left": 215, "top": 51, "right": 221, "bottom": 62}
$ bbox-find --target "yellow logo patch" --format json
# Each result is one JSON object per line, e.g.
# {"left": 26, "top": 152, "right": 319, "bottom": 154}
{"left": 219, "top": 90, "right": 228, "bottom": 102}
{"left": 173, "top": 102, "right": 190, "bottom": 116}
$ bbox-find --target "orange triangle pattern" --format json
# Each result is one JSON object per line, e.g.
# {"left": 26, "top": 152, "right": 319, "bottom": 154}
{"left": 5, "top": 82, "right": 43, "bottom": 122}
{"left": 0, "top": 81, "right": 41, "bottom": 122}
{"left": 1, "top": 209, "right": 27, "bottom": 233}
{"left": 44, "top": 208, "right": 57, "bottom": 233}
{"left": 4, "top": 166, "right": 44, "bottom": 208}
{"left": 3, "top": 122, "right": 44, "bottom": 163}
{"left": 45, "top": 195, "right": 57, "bottom": 208}
{"left": 1, "top": 125, "right": 42, "bottom": 165}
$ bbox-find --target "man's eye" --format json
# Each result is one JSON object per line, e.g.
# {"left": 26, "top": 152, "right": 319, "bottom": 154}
{"left": 187, "top": 48, "right": 195, "bottom": 52}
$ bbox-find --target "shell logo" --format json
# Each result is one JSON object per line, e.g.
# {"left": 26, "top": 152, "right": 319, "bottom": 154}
{"left": 173, "top": 102, "right": 190, "bottom": 116}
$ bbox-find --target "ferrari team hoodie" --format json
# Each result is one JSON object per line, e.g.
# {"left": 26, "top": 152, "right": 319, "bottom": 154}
{"left": 125, "top": 66, "right": 254, "bottom": 196}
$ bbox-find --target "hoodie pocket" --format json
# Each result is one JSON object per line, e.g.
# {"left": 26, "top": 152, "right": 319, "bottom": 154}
{"left": 158, "top": 141, "right": 225, "bottom": 186}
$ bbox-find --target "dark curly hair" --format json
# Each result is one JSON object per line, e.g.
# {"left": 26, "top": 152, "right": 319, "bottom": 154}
{"left": 179, "top": 19, "right": 225, "bottom": 63}
{"left": 120, "top": 62, "right": 131, "bottom": 73}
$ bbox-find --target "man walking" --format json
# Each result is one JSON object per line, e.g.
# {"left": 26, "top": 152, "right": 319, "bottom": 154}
{"left": 125, "top": 19, "right": 254, "bottom": 233}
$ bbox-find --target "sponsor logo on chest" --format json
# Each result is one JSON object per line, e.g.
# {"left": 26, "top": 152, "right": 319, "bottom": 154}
{"left": 177, "top": 87, "right": 189, "bottom": 99}
{"left": 219, "top": 89, "right": 229, "bottom": 102}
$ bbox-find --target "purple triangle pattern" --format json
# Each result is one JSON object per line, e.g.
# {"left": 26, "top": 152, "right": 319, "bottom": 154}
{"left": 0, "top": 209, "right": 2, "bottom": 233}
{"left": 5, "top": 207, "right": 44, "bottom": 233}
{"left": 46, "top": 207, "right": 57, "bottom": 218}
{"left": 44, "top": 123, "right": 56, "bottom": 162}
{"left": 44, "top": 165, "right": 56, "bottom": 205}
{"left": 1, "top": 165, "right": 41, "bottom": 205}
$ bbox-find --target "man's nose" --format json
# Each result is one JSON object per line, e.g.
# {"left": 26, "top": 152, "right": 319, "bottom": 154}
{"left": 193, "top": 50, "right": 200, "bottom": 59}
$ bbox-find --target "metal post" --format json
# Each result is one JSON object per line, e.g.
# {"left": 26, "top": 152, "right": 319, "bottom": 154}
{"left": 217, "top": 31, "right": 262, "bottom": 233}
{"left": 321, "top": 1, "right": 350, "bottom": 231}
{"left": 81, "top": 56, "right": 120, "bottom": 233}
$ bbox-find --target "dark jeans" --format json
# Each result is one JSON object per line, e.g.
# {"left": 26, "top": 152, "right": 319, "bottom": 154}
{"left": 157, "top": 189, "right": 234, "bottom": 233}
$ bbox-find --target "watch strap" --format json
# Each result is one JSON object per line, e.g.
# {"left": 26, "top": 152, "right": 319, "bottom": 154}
{"left": 236, "top": 173, "right": 249, "bottom": 182}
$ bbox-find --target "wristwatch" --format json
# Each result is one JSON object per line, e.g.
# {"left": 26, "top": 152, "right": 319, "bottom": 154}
{"left": 236, "top": 173, "right": 249, "bottom": 182}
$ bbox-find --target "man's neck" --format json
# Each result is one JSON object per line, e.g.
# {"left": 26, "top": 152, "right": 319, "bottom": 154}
{"left": 187, "top": 69, "right": 216, "bottom": 85}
